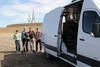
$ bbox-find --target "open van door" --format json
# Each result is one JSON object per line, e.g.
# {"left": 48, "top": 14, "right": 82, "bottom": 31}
{"left": 57, "top": 0, "right": 83, "bottom": 65}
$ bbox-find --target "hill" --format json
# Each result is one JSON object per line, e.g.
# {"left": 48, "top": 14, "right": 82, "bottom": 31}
{"left": 0, "top": 23, "right": 42, "bottom": 33}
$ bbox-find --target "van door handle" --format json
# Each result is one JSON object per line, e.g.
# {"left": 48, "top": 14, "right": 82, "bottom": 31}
{"left": 54, "top": 35, "right": 58, "bottom": 37}
{"left": 79, "top": 38, "right": 85, "bottom": 41}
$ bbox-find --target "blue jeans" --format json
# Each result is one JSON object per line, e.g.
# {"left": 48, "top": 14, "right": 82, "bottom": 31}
{"left": 15, "top": 40, "right": 20, "bottom": 52}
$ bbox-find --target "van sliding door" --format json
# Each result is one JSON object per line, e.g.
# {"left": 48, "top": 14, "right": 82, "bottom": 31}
{"left": 58, "top": 0, "right": 83, "bottom": 64}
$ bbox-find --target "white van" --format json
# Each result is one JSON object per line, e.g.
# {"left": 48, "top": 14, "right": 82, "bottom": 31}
{"left": 42, "top": 0, "right": 100, "bottom": 67}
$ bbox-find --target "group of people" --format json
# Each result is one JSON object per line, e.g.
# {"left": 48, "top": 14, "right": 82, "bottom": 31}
{"left": 13, "top": 27, "right": 42, "bottom": 54}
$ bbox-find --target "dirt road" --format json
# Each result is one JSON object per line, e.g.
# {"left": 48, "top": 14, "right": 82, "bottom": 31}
{"left": 0, "top": 33, "right": 73, "bottom": 67}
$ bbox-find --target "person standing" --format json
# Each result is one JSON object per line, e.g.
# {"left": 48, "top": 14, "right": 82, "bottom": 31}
{"left": 25, "top": 31, "right": 30, "bottom": 52}
{"left": 13, "top": 30, "right": 21, "bottom": 53}
{"left": 28, "top": 27, "right": 35, "bottom": 52}
{"left": 35, "top": 28, "right": 42, "bottom": 52}
{"left": 21, "top": 27, "right": 27, "bottom": 52}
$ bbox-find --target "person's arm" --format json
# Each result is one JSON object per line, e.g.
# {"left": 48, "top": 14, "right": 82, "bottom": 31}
{"left": 13, "top": 34, "right": 15, "bottom": 40}
{"left": 21, "top": 32, "right": 23, "bottom": 39}
{"left": 33, "top": 32, "right": 35, "bottom": 38}
{"left": 21, "top": 32, "right": 24, "bottom": 40}
{"left": 35, "top": 32, "right": 37, "bottom": 39}
{"left": 19, "top": 33, "right": 21, "bottom": 40}
{"left": 40, "top": 32, "right": 42, "bottom": 39}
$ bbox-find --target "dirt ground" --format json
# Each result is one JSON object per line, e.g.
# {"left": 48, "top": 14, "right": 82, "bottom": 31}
{"left": 0, "top": 33, "right": 73, "bottom": 67}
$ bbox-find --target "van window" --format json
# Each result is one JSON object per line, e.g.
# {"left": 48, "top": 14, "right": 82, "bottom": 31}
{"left": 83, "top": 11, "right": 100, "bottom": 33}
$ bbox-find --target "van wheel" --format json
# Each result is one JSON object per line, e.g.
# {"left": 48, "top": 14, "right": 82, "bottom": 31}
{"left": 45, "top": 51, "right": 51, "bottom": 59}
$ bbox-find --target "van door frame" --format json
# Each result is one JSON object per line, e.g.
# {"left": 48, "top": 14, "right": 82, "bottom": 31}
{"left": 57, "top": 14, "right": 77, "bottom": 65}
{"left": 57, "top": 0, "right": 84, "bottom": 65}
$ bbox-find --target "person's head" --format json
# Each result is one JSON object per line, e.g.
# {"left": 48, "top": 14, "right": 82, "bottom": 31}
{"left": 32, "top": 30, "right": 34, "bottom": 32}
{"left": 36, "top": 28, "right": 39, "bottom": 32}
{"left": 16, "top": 30, "right": 19, "bottom": 33}
{"left": 29, "top": 27, "right": 32, "bottom": 31}
{"left": 23, "top": 27, "right": 26, "bottom": 32}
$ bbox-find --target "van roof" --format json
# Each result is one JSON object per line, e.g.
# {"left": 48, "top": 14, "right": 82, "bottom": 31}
{"left": 64, "top": 0, "right": 83, "bottom": 8}
{"left": 65, "top": 0, "right": 100, "bottom": 13}
{"left": 82, "top": 0, "right": 100, "bottom": 11}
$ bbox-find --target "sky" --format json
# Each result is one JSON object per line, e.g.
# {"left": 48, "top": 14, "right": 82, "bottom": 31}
{"left": 0, "top": 0, "right": 71, "bottom": 27}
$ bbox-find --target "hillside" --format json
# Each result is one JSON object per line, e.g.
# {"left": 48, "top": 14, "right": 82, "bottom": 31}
{"left": 0, "top": 23, "right": 42, "bottom": 33}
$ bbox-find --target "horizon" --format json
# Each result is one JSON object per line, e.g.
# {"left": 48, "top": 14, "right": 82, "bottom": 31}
{"left": 0, "top": 0, "right": 71, "bottom": 27}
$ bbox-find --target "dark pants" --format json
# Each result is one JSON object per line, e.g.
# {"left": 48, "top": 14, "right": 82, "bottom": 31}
{"left": 25, "top": 39, "right": 29, "bottom": 52}
{"left": 22, "top": 38, "right": 26, "bottom": 52}
{"left": 15, "top": 40, "right": 20, "bottom": 52}
{"left": 36, "top": 40, "right": 42, "bottom": 52}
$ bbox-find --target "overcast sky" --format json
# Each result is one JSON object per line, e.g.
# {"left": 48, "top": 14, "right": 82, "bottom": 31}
{"left": 0, "top": 0, "right": 71, "bottom": 27}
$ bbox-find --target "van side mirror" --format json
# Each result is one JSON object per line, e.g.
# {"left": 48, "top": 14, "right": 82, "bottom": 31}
{"left": 92, "top": 23, "right": 100, "bottom": 37}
